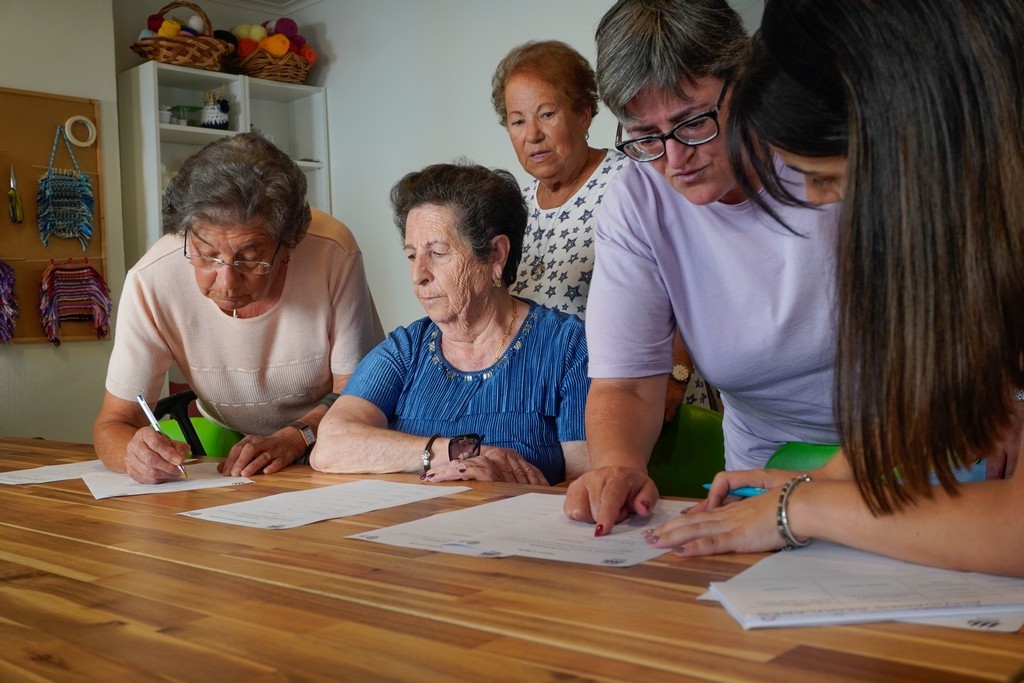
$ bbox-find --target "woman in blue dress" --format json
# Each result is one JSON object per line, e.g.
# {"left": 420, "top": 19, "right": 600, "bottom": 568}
{"left": 313, "top": 161, "right": 590, "bottom": 485}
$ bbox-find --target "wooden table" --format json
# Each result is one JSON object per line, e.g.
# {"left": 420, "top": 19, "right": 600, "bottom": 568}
{"left": 1, "top": 437, "right": 1021, "bottom": 682}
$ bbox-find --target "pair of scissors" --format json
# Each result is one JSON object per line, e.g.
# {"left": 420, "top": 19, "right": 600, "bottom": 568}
{"left": 8, "top": 163, "right": 23, "bottom": 224}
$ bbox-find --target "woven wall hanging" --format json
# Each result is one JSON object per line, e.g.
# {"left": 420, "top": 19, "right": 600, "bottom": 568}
{"left": 37, "top": 125, "right": 94, "bottom": 250}
{"left": 39, "top": 259, "right": 110, "bottom": 347}
{"left": 0, "top": 259, "right": 17, "bottom": 344}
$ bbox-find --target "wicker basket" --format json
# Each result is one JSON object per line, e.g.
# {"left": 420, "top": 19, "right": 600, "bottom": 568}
{"left": 234, "top": 49, "right": 311, "bottom": 84}
{"left": 130, "top": 1, "right": 233, "bottom": 72}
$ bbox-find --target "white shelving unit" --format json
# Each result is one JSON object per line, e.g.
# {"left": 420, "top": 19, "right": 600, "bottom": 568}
{"left": 117, "top": 61, "right": 330, "bottom": 265}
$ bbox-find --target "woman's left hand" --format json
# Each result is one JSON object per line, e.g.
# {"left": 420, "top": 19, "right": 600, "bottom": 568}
{"left": 220, "top": 430, "right": 305, "bottom": 477}
{"left": 425, "top": 446, "right": 549, "bottom": 485}
{"left": 643, "top": 490, "right": 787, "bottom": 556}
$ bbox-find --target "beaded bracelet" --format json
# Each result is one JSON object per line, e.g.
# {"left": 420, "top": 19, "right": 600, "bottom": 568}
{"left": 777, "top": 474, "right": 813, "bottom": 550}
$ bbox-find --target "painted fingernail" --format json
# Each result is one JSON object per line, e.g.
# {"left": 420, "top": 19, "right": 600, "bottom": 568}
{"left": 419, "top": 473, "right": 426, "bottom": 480}
{"left": 594, "top": 524, "right": 604, "bottom": 537}
{"left": 673, "top": 546, "right": 687, "bottom": 556}
{"left": 642, "top": 529, "right": 658, "bottom": 544}
{"left": 639, "top": 500, "right": 651, "bottom": 514}
{"left": 425, "top": 472, "right": 434, "bottom": 480}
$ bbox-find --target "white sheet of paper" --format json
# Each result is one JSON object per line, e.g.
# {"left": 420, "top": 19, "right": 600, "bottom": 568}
{"left": 180, "top": 480, "right": 470, "bottom": 529}
{"left": 699, "top": 588, "right": 1024, "bottom": 632}
{"left": 453, "top": 493, "right": 692, "bottom": 567}
{"left": 709, "top": 541, "right": 1024, "bottom": 629}
{"left": 349, "top": 491, "right": 564, "bottom": 556}
{"left": 81, "top": 461, "right": 252, "bottom": 499}
{"left": 352, "top": 491, "right": 693, "bottom": 566}
{"left": 0, "top": 459, "right": 108, "bottom": 485}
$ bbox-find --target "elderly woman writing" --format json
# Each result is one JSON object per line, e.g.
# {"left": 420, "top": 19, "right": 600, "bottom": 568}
{"left": 313, "top": 162, "right": 590, "bottom": 485}
{"left": 94, "top": 133, "right": 383, "bottom": 484}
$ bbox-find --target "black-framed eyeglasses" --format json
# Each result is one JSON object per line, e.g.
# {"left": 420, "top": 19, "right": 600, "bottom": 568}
{"left": 615, "top": 81, "right": 730, "bottom": 162}
{"left": 183, "top": 229, "right": 281, "bottom": 276}
{"left": 448, "top": 433, "right": 484, "bottom": 461}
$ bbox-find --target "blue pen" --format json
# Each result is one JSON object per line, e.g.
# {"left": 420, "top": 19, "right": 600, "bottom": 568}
{"left": 702, "top": 483, "right": 765, "bottom": 497}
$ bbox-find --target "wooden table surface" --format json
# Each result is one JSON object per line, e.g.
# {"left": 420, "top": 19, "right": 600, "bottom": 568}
{"left": 0, "top": 437, "right": 1021, "bottom": 682}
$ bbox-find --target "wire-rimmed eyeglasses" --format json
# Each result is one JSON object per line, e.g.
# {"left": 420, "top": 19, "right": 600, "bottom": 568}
{"left": 183, "top": 229, "right": 281, "bottom": 276}
{"left": 615, "top": 81, "right": 730, "bottom": 163}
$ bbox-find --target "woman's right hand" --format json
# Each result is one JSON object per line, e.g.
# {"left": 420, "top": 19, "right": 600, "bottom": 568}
{"left": 123, "top": 426, "right": 191, "bottom": 484}
{"left": 563, "top": 466, "right": 659, "bottom": 535}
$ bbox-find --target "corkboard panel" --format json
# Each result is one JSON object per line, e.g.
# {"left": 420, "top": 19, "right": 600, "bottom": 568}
{"left": 0, "top": 86, "right": 107, "bottom": 344}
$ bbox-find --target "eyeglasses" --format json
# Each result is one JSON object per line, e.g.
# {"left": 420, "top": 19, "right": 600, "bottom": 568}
{"left": 183, "top": 229, "right": 281, "bottom": 276}
{"left": 615, "top": 81, "right": 730, "bottom": 162}
{"left": 448, "top": 433, "right": 484, "bottom": 461}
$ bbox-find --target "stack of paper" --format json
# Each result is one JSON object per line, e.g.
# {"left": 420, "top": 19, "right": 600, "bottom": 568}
{"left": 708, "top": 541, "right": 1024, "bottom": 630}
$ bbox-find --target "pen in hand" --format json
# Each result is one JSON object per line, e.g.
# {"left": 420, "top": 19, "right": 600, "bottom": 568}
{"left": 135, "top": 394, "right": 188, "bottom": 479}
{"left": 702, "top": 483, "right": 764, "bottom": 498}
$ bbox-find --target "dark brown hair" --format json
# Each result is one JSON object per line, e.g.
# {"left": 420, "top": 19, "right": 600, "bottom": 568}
{"left": 390, "top": 160, "right": 526, "bottom": 286}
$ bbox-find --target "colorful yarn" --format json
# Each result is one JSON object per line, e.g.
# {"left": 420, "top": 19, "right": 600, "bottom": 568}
{"left": 237, "top": 38, "right": 258, "bottom": 58}
{"left": 0, "top": 260, "right": 17, "bottom": 344}
{"left": 260, "top": 34, "right": 290, "bottom": 57}
{"left": 157, "top": 18, "right": 181, "bottom": 37}
{"left": 37, "top": 126, "right": 94, "bottom": 251}
{"left": 38, "top": 261, "right": 111, "bottom": 347}
{"left": 300, "top": 44, "right": 317, "bottom": 65}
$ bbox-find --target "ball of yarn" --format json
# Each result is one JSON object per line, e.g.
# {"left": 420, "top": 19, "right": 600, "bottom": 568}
{"left": 299, "top": 44, "right": 317, "bottom": 66}
{"left": 231, "top": 23, "right": 253, "bottom": 40}
{"left": 264, "top": 17, "right": 299, "bottom": 39}
{"left": 237, "top": 38, "right": 258, "bottom": 58}
{"left": 179, "top": 26, "right": 198, "bottom": 37}
{"left": 291, "top": 34, "right": 306, "bottom": 48}
{"left": 249, "top": 24, "right": 268, "bottom": 43}
{"left": 260, "top": 34, "right": 290, "bottom": 57}
{"left": 157, "top": 18, "right": 181, "bottom": 37}
{"left": 146, "top": 13, "right": 164, "bottom": 32}
{"left": 138, "top": 28, "right": 157, "bottom": 40}
{"left": 213, "top": 29, "right": 238, "bottom": 47}
{"left": 186, "top": 14, "right": 205, "bottom": 33}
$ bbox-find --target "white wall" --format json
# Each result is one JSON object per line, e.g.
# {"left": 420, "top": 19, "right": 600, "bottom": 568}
{"left": 0, "top": 0, "right": 125, "bottom": 441}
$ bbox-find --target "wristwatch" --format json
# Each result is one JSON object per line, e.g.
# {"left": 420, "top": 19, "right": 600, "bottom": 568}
{"left": 289, "top": 421, "right": 316, "bottom": 454}
{"left": 670, "top": 364, "right": 691, "bottom": 384}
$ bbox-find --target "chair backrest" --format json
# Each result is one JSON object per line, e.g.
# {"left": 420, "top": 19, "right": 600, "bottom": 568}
{"left": 153, "top": 390, "right": 242, "bottom": 458}
{"left": 648, "top": 404, "right": 725, "bottom": 499}
{"left": 766, "top": 442, "right": 839, "bottom": 471}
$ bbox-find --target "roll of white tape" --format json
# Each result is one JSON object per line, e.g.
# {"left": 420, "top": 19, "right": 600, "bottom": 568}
{"left": 64, "top": 115, "right": 98, "bottom": 147}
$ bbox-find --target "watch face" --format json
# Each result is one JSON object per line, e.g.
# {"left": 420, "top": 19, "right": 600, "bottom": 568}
{"left": 671, "top": 364, "right": 690, "bottom": 383}
{"left": 292, "top": 423, "right": 315, "bottom": 446}
{"left": 448, "top": 433, "right": 482, "bottom": 461}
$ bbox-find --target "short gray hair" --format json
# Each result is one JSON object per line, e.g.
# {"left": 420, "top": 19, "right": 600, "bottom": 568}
{"left": 162, "top": 132, "right": 311, "bottom": 248}
{"left": 596, "top": 0, "right": 748, "bottom": 123}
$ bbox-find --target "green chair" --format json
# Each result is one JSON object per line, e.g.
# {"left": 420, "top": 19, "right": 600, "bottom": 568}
{"left": 153, "top": 390, "right": 242, "bottom": 458}
{"left": 647, "top": 404, "right": 725, "bottom": 498}
{"left": 766, "top": 441, "right": 839, "bottom": 471}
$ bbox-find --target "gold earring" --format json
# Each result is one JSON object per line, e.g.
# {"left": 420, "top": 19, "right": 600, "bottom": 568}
{"left": 493, "top": 277, "right": 503, "bottom": 288}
